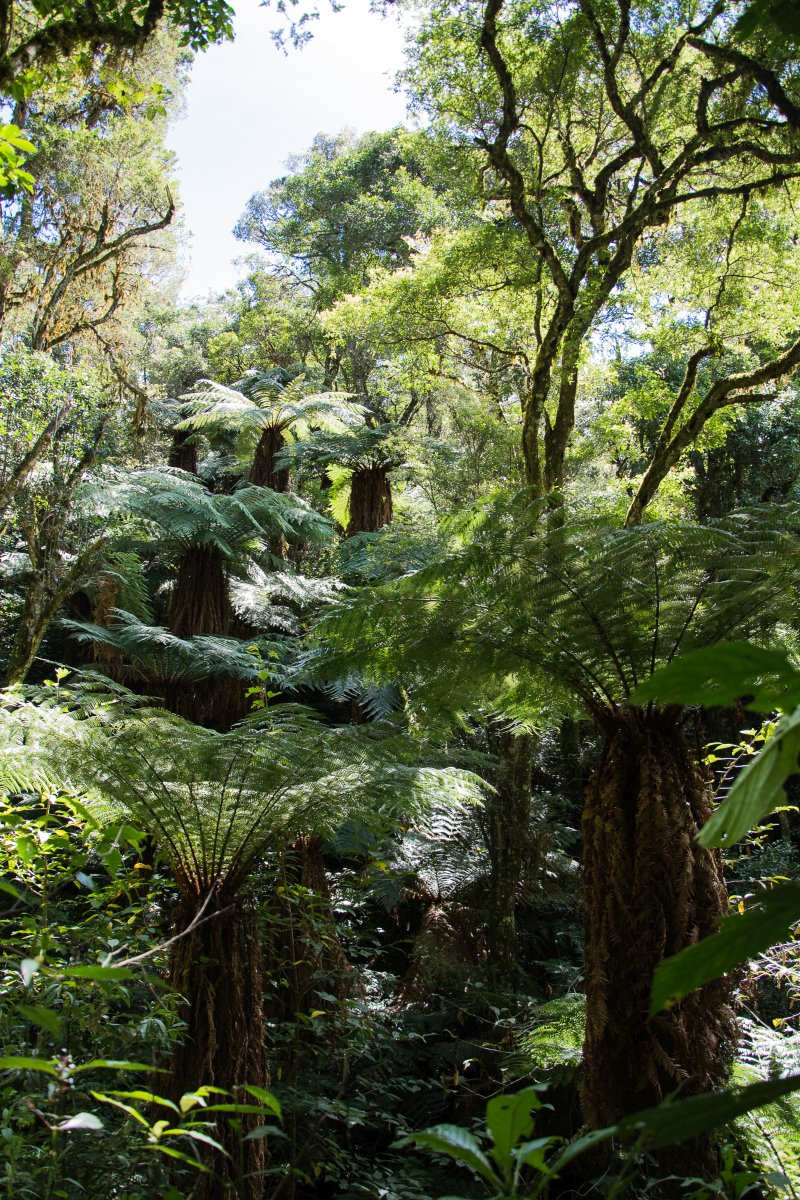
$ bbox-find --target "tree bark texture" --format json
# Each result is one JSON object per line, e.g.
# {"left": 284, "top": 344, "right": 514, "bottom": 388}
{"left": 249, "top": 425, "right": 291, "bottom": 492}
{"left": 168, "top": 428, "right": 198, "bottom": 475}
{"left": 167, "top": 545, "right": 230, "bottom": 640}
{"left": 346, "top": 466, "right": 393, "bottom": 536}
{"left": 4, "top": 583, "right": 65, "bottom": 685}
{"left": 168, "top": 894, "right": 268, "bottom": 1200}
{"left": 485, "top": 729, "right": 536, "bottom": 987}
{"left": 581, "top": 708, "right": 736, "bottom": 1132}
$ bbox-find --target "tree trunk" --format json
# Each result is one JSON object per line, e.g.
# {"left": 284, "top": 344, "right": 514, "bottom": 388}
{"left": 249, "top": 425, "right": 290, "bottom": 492}
{"left": 5, "top": 579, "right": 67, "bottom": 685}
{"left": 484, "top": 729, "right": 535, "bottom": 988}
{"left": 168, "top": 428, "right": 198, "bottom": 475}
{"left": 168, "top": 893, "right": 268, "bottom": 1199}
{"left": 346, "top": 466, "right": 393, "bottom": 536}
{"left": 581, "top": 707, "right": 736, "bottom": 1141}
{"left": 168, "top": 546, "right": 230, "bottom": 640}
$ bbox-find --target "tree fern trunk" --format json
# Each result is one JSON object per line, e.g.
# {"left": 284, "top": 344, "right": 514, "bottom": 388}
{"left": 346, "top": 466, "right": 392, "bottom": 536}
{"left": 168, "top": 546, "right": 230, "bottom": 639}
{"left": 168, "top": 893, "right": 268, "bottom": 1199}
{"left": 249, "top": 425, "right": 291, "bottom": 492}
{"left": 485, "top": 729, "right": 535, "bottom": 988}
{"left": 581, "top": 707, "right": 736, "bottom": 1146}
{"left": 168, "top": 428, "right": 198, "bottom": 475}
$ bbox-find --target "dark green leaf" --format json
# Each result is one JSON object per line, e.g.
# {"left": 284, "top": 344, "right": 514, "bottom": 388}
{"left": 486, "top": 1087, "right": 543, "bottom": 1168}
{"left": 615, "top": 1075, "right": 800, "bottom": 1149}
{"left": 61, "top": 965, "right": 134, "bottom": 981}
{"left": 0, "top": 1055, "right": 58, "bottom": 1075}
{"left": 18, "top": 1003, "right": 61, "bottom": 1037}
{"left": 393, "top": 1126, "right": 500, "bottom": 1187}
{"left": 632, "top": 643, "right": 800, "bottom": 712}
{"left": 650, "top": 884, "right": 800, "bottom": 1014}
{"left": 699, "top": 706, "right": 800, "bottom": 848}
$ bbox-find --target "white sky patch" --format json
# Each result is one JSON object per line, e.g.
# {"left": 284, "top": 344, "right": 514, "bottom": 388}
{"left": 166, "top": 0, "right": 411, "bottom": 299}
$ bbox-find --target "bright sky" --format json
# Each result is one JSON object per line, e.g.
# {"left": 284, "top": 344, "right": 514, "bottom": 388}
{"left": 166, "top": 0, "right": 411, "bottom": 299}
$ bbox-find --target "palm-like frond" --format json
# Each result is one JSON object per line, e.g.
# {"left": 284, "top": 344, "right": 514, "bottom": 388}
{"left": 231, "top": 571, "right": 348, "bottom": 637}
{"left": 278, "top": 424, "right": 403, "bottom": 473}
{"left": 63, "top": 610, "right": 283, "bottom": 688}
{"left": 108, "top": 470, "right": 335, "bottom": 556}
{"left": 178, "top": 373, "right": 362, "bottom": 440}
{"left": 398, "top": 797, "right": 488, "bottom": 901}
{"left": 310, "top": 495, "right": 800, "bottom": 720}
{"left": 4, "top": 692, "right": 486, "bottom": 898}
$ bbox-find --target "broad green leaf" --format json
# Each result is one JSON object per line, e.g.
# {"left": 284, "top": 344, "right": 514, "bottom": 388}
{"left": 615, "top": 1075, "right": 800, "bottom": 1149}
{"left": 98, "top": 1089, "right": 179, "bottom": 1112}
{"left": 632, "top": 643, "right": 800, "bottom": 712}
{"left": 486, "top": 1087, "right": 542, "bottom": 1169}
{"left": 393, "top": 1126, "right": 500, "bottom": 1187}
{"left": 0, "top": 1056, "right": 58, "bottom": 1075}
{"left": 91, "top": 1092, "right": 151, "bottom": 1129}
{"left": 73, "top": 1060, "right": 155, "bottom": 1073}
{"left": 514, "top": 1135, "right": 558, "bottom": 1172}
{"left": 244, "top": 1085, "right": 282, "bottom": 1120}
{"left": 149, "top": 1144, "right": 207, "bottom": 1170}
{"left": 169, "top": 1127, "right": 227, "bottom": 1153}
{"left": 698, "top": 706, "right": 800, "bottom": 848}
{"left": 543, "top": 1126, "right": 616, "bottom": 1179}
{"left": 18, "top": 1004, "right": 61, "bottom": 1037}
{"left": 59, "top": 1112, "right": 103, "bottom": 1131}
{"left": 179, "top": 1092, "right": 206, "bottom": 1113}
{"left": 650, "top": 884, "right": 800, "bottom": 1015}
{"left": 245, "top": 1124, "right": 288, "bottom": 1140}
{"left": 203, "top": 1103, "right": 274, "bottom": 1115}
{"left": 0, "top": 880, "right": 22, "bottom": 899}
{"left": 61, "top": 965, "right": 134, "bottom": 981}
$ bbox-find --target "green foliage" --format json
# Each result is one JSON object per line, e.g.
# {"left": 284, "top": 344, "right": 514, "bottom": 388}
{"left": 312, "top": 494, "right": 800, "bottom": 723}
{"left": 234, "top": 129, "right": 445, "bottom": 307}
{"left": 651, "top": 884, "right": 800, "bottom": 1016}
{"left": 4, "top": 687, "right": 485, "bottom": 897}
{"left": 64, "top": 612, "right": 281, "bottom": 689}
{"left": 110, "top": 468, "right": 335, "bottom": 558}
{"left": 395, "top": 1086, "right": 569, "bottom": 1199}
{"left": 0, "top": 123, "right": 35, "bottom": 193}
{"left": 509, "top": 994, "right": 585, "bottom": 1085}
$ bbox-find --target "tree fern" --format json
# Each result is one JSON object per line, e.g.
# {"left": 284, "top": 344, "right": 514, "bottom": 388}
{"left": 2, "top": 683, "right": 486, "bottom": 1188}
{"left": 109, "top": 469, "right": 335, "bottom": 559}
{"left": 311, "top": 494, "right": 800, "bottom": 1139}
{"left": 178, "top": 372, "right": 362, "bottom": 491}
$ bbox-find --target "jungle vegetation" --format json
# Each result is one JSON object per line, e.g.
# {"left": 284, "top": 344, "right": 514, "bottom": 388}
{"left": 2, "top": 2, "right": 800, "bottom": 1198}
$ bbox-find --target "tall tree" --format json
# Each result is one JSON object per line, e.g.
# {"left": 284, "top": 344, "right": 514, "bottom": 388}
{"left": 405, "top": 0, "right": 800, "bottom": 493}
{"left": 314, "top": 497, "right": 800, "bottom": 1156}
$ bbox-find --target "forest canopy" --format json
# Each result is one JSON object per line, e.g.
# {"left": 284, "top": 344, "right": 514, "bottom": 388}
{"left": 2, "top": 2, "right": 800, "bottom": 1199}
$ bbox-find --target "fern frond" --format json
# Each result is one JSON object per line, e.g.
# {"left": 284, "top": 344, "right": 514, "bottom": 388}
{"left": 310, "top": 494, "right": 800, "bottom": 719}
{"left": 278, "top": 424, "right": 404, "bottom": 472}
{"left": 63, "top": 611, "right": 280, "bottom": 687}
{"left": 3, "top": 692, "right": 486, "bottom": 898}
{"left": 506, "top": 994, "right": 586, "bottom": 1083}
{"left": 178, "top": 374, "right": 363, "bottom": 441}
{"left": 107, "top": 470, "right": 335, "bottom": 557}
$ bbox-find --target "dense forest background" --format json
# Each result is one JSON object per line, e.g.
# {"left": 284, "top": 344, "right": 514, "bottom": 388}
{"left": 3, "top": 1, "right": 800, "bottom": 1197}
